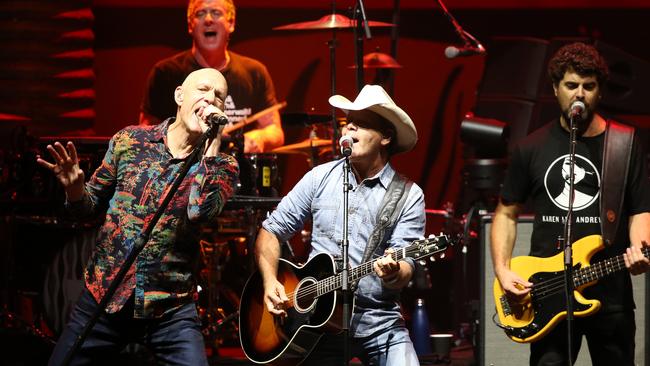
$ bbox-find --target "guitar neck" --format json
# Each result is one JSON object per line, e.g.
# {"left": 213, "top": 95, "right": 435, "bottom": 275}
{"left": 318, "top": 249, "right": 407, "bottom": 296}
{"left": 574, "top": 247, "right": 650, "bottom": 287}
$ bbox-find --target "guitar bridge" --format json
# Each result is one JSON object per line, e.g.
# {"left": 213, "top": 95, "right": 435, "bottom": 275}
{"left": 500, "top": 295, "right": 512, "bottom": 316}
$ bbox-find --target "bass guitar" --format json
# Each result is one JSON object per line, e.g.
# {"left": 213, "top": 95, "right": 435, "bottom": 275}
{"left": 239, "top": 234, "right": 449, "bottom": 364}
{"left": 493, "top": 234, "right": 649, "bottom": 343}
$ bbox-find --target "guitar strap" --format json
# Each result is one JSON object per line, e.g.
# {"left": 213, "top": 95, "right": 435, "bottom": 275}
{"left": 360, "top": 172, "right": 413, "bottom": 264}
{"left": 600, "top": 120, "right": 635, "bottom": 247}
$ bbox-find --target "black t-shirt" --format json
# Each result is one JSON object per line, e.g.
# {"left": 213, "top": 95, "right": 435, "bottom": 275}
{"left": 500, "top": 119, "right": 650, "bottom": 312}
{"left": 141, "top": 50, "right": 278, "bottom": 125}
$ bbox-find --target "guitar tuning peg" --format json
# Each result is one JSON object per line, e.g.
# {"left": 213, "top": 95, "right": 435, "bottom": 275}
{"left": 440, "top": 253, "right": 446, "bottom": 259}
{"left": 418, "top": 259, "right": 427, "bottom": 266}
{"left": 428, "top": 234, "right": 434, "bottom": 239}
{"left": 429, "top": 256, "right": 435, "bottom": 262}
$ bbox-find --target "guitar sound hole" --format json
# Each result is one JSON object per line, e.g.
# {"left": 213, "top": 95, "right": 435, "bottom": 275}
{"left": 294, "top": 277, "right": 318, "bottom": 313}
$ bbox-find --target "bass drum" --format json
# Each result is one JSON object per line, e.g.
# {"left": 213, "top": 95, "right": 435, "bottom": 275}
{"left": 42, "top": 226, "right": 97, "bottom": 335}
{"left": 236, "top": 153, "right": 279, "bottom": 197}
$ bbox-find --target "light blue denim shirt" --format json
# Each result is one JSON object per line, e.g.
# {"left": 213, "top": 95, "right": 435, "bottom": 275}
{"left": 263, "top": 158, "right": 426, "bottom": 337}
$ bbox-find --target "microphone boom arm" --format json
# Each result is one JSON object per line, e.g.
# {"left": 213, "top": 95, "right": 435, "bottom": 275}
{"left": 437, "top": 0, "right": 485, "bottom": 52}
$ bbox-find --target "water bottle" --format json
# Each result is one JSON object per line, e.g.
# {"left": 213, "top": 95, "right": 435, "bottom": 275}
{"left": 411, "top": 298, "right": 432, "bottom": 355}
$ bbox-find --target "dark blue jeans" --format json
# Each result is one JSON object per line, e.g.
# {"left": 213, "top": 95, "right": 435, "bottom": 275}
{"left": 48, "top": 288, "right": 207, "bottom": 366}
{"left": 301, "top": 325, "right": 419, "bottom": 366}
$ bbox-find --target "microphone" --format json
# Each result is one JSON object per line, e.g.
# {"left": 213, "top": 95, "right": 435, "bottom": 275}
{"left": 569, "top": 101, "right": 585, "bottom": 119}
{"left": 339, "top": 135, "right": 354, "bottom": 157}
{"left": 207, "top": 114, "right": 229, "bottom": 127}
{"left": 444, "top": 45, "right": 485, "bottom": 59}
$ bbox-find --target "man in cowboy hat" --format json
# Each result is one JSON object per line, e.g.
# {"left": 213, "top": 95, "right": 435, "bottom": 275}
{"left": 254, "top": 85, "right": 425, "bottom": 365}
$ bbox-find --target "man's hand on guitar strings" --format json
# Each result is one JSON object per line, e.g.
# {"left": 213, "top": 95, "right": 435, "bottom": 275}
{"left": 496, "top": 267, "right": 532, "bottom": 299}
{"left": 263, "top": 280, "right": 289, "bottom": 317}
{"left": 624, "top": 241, "right": 650, "bottom": 276}
{"left": 374, "top": 248, "right": 400, "bottom": 283}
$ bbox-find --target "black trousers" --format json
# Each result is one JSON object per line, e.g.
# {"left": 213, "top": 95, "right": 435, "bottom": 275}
{"left": 530, "top": 310, "right": 636, "bottom": 366}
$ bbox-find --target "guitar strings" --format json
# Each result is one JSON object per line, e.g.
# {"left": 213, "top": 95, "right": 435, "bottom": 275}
{"left": 282, "top": 251, "right": 407, "bottom": 306}
{"left": 280, "top": 240, "right": 445, "bottom": 308}
{"left": 526, "top": 249, "right": 644, "bottom": 303}
{"left": 531, "top": 260, "right": 626, "bottom": 301}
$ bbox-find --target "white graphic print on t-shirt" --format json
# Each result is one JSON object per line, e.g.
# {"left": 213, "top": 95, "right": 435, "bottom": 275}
{"left": 544, "top": 154, "right": 600, "bottom": 211}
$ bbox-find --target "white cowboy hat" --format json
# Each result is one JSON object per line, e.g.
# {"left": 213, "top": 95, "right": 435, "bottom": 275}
{"left": 328, "top": 85, "right": 417, "bottom": 153}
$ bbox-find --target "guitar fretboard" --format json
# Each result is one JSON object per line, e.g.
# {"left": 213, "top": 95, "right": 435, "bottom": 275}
{"left": 309, "top": 236, "right": 448, "bottom": 298}
{"left": 317, "top": 249, "right": 408, "bottom": 296}
{"left": 574, "top": 247, "right": 650, "bottom": 287}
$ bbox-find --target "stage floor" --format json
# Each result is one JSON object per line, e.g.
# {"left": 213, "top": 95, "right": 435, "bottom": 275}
{"left": 211, "top": 344, "right": 475, "bottom": 365}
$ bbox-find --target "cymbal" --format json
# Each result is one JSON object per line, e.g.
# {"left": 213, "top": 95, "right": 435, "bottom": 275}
{"left": 270, "top": 138, "right": 332, "bottom": 155}
{"left": 349, "top": 51, "right": 403, "bottom": 69}
{"left": 281, "top": 112, "right": 332, "bottom": 126}
{"left": 273, "top": 13, "right": 393, "bottom": 31}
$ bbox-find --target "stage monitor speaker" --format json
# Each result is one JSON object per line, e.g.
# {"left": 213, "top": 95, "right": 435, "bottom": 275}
{"left": 479, "top": 215, "right": 648, "bottom": 366}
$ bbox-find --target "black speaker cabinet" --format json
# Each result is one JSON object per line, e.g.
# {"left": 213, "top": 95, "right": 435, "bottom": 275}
{"left": 479, "top": 215, "right": 648, "bottom": 366}
{"left": 478, "top": 37, "right": 550, "bottom": 101}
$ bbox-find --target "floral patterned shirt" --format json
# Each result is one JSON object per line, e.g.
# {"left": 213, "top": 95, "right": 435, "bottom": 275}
{"left": 67, "top": 119, "right": 238, "bottom": 318}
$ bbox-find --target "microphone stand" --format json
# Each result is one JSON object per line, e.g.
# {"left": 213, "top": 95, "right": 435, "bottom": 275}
{"left": 388, "top": 0, "right": 401, "bottom": 95}
{"left": 340, "top": 155, "right": 353, "bottom": 366}
{"left": 562, "top": 113, "right": 579, "bottom": 365}
{"left": 61, "top": 123, "right": 221, "bottom": 366}
{"left": 437, "top": 0, "right": 485, "bottom": 53}
{"left": 328, "top": 0, "right": 339, "bottom": 157}
{"left": 353, "top": 0, "right": 371, "bottom": 92}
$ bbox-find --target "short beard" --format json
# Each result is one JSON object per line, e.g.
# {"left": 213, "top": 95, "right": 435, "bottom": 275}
{"left": 563, "top": 109, "right": 594, "bottom": 136}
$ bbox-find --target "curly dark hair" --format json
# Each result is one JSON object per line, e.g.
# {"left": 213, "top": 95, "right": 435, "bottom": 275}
{"left": 547, "top": 42, "right": 609, "bottom": 87}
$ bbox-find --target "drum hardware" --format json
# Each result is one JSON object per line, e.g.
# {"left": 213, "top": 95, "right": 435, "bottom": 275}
{"left": 0, "top": 306, "right": 55, "bottom": 365}
{"left": 236, "top": 153, "right": 280, "bottom": 197}
{"left": 198, "top": 200, "right": 279, "bottom": 351}
{"left": 1, "top": 294, "right": 55, "bottom": 345}
{"left": 348, "top": 50, "right": 403, "bottom": 69}
{"left": 280, "top": 112, "right": 332, "bottom": 126}
{"left": 273, "top": 4, "right": 394, "bottom": 156}
{"left": 215, "top": 216, "right": 249, "bottom": 235}
{"left": 270, "top": 137, "right": 331, "bottom": 154}
{"left": 271, "top": 136, "right": 332, "bottom": 168}
{"left": 346, "top": 47, "right": 403, "bottom": 88}
{"left": 198, "top": 238, "right": 245, "bottom": 350}
{"left": 224, "top": 195, "right": 281, "bottom": 211}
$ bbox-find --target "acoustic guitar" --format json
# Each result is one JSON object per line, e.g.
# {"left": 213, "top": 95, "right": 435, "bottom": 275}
{"left": 239, "top": 234, "right": 449, "bottom": 364}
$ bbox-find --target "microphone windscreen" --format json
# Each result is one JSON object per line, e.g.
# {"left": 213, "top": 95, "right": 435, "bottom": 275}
{"left": 444, "top": 46, "right": 459, "bottom": 59}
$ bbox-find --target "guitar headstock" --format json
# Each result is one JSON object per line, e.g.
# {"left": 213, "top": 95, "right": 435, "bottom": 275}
{"left": 405, "top": 233, "right": 450, "bottom": 261}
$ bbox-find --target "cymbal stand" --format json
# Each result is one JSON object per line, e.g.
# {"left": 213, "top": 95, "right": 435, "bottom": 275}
{"left": 388, "top": 0, "right": 400, "bottom": 94}
{"left": 307, "top": 126, "right": 323, "bottom": 168}
{"left": 328, "top": 0, "right": 340, "bottom": 156}
{"left": 198, "top": 236, "right": 244, "bottom": 352}
{"left": 353, "top": 0, "right": 372, "bottom": 92}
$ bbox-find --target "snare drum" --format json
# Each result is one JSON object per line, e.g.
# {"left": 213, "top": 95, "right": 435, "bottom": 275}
{"left": 236, "top": 153, "right": 279, "bottom": 197}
